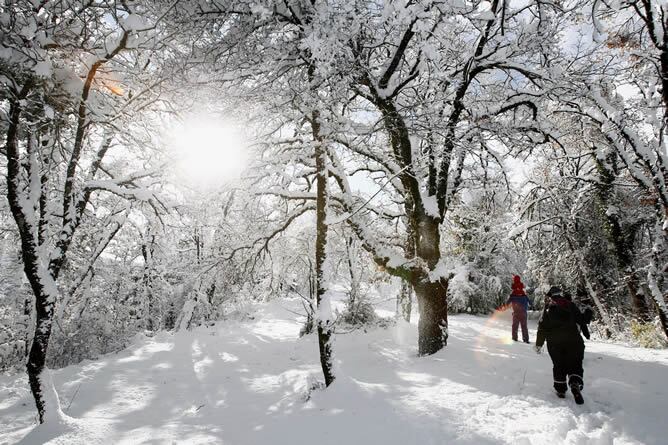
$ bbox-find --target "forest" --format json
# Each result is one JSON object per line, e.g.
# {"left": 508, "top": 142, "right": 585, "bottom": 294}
{"left": 1, "top": 0, "right": 668, "bottom": 444}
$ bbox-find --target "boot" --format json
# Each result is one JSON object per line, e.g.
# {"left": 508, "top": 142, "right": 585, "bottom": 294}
{"left": 570, "top": 383, "right": 584, "bottom": 405}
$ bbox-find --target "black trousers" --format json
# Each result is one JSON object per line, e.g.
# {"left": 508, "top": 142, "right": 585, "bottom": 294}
{"left": 547, "top": 340, "right": 585, "bottom": 393}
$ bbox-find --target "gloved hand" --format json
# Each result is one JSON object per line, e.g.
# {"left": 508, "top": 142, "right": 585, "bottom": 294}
{"left": 534, "top": 344, "right": 542, "bottom": 354}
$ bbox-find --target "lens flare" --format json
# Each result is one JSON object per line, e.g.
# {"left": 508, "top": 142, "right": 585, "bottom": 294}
{"left": 168, "top": 115, "right": 248, "bottom": 187}
{"left": 474, "top": 309, "right": 515, "bottom": 365}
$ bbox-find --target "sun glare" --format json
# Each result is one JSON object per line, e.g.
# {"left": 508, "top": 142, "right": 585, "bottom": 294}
{"left": 169, "top": 116, "right": 248, "bottom": 187}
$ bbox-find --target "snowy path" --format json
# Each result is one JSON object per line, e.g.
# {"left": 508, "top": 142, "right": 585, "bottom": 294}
{"left": 2, "top": 300, "right": 667, "bottom": 445}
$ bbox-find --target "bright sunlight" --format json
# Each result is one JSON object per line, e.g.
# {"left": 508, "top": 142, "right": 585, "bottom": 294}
{"left": 168, "top": 115, "right": 248, "bottom": 187}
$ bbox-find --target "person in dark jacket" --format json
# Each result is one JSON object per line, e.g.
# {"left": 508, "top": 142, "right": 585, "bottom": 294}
{"left": 535, "top": 286, "right": 592, "bottom": 404}
{"left": 506, "top": 275, "right": 531, "bottom": 343}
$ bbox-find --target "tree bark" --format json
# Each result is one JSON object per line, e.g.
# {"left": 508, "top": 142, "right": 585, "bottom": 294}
{"left": 625, "top": 271, "right": 650, "bottom": 321}
{"left": 373, "top": 92, "right": 450, "bottom": 354}
{"left": 397, "top": 219, "right": 416, "bottom": 322}
{"left": 141, "top": 233, "right": 156, "bottom": 331}
{"left": 397, "top": 280, "right": 413, "bottom": 322}
{"left": 594, "top": 153, "right": 650, "bottom": 320}
{"left": 659, "top": 44, "right": 668, "bottom": 129}
{"left": 414, "top": 278, "right": 449, "bottom": 355}
{"left": 413, "top": 215, "right": 449, "bottom": 355}
{"left": 26, "top": 286, "right": 56, "bottom": 424}
{"left": 3, "top": 81, "right": 61, "bottom": 423}
{"left": 648, "top": 260, "right": 668, "bottom": 340}
{"left": 312, "top": 106, "right": 335, "bottom": 387}
{"left": 344, "top": 235, "right": 359, "bottom": 313}
{"left": 647, "top": 215, "right": 668, "bottom": 340}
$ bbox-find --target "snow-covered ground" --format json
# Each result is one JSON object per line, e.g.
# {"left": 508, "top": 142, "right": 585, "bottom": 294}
{"left": 2, "top": 300, "right": 667, "bottom": 445}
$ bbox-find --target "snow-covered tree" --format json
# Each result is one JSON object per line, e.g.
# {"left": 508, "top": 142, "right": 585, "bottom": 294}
{"left": 1, "top": 0, "right": 183, "bottom": 422}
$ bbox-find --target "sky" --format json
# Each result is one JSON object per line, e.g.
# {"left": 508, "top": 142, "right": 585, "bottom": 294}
{"left": 165, "top": 114, "right": 249, "bottom": 190}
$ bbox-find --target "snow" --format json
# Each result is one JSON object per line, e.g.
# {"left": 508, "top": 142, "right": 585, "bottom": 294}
{"left": 428, "top": 257, "right": 454, "bottom": 282}
{"left": 317, "top": 290, "right": 334, "bottom": 324}
{"left": 2, "top": 300, "right": 667, "bottom": 445}
{"left": 33, "top": 61, "right": 52, "bottom": 77}
{"left": 421, "top": 192, "right": 439, "bottom": 218}
{"left": 507, "top": 221, "right": 532, "bottom": 239}
{"left": 120, "top": 14, "right": 149, "bottom": 32}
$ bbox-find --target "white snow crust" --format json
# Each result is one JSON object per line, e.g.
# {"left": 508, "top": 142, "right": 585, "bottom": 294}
{"left": 2, "top": 300, "right": 667, "bottom": 445}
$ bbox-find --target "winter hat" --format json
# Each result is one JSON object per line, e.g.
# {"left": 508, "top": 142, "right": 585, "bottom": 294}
{"left": 548, "top": 286, "right": 562, "bottom": 297}
{"left": 511, "top": 275, "right": 525, "bottom": 294}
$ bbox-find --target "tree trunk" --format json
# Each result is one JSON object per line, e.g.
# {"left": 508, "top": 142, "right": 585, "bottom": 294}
{"left": 625, "top": 271, "right": 650, "bottom": 321}
{"left": 397, "top": 280, "right": 413, "bottom": 322}
{"left": 647, "top": 216, "right": 668, "bottom": 340}
{"left": 26, "top": 296, "right": 55, "bottom": 424}
{"left": 4, "top": 82, "right": 62, "bottom": 423}
{"left": 413, "top": 216, "right": 448, "bottom": 355}
{"left": 365, "top": 82, "right": 453, "bottom": 355}
{"left": 648, "top": 260, "right": 668, "bottom": 340}
{"left": 345, "top": 235, "right": 359, "bottom": 313}
{"left": 581, "top": 274, "right": 613, "bottom": 339}
{"left": 23, "top": 294, "right": 32, "bottom": 358}
{"left": 24, "top": 268, "right": 63, "bottom": 424}
{"left": 660, "top": 47, "right": 668, "bottom": 129}
{"left": 594, "top": 153, "right": 650, "bottom": 320}
{"left": 313, "top": 106, "right": 335, "bottom": 387}
{"left": 397, "top": 220, "right": 415, "bottom": 322}
{"left": 414, "top": 278, "right": 449, "bottom": 355}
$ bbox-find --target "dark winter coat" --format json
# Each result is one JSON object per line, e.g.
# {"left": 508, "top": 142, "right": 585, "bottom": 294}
{"left": 536, "top": 297, "right": 590, "bottom": 348}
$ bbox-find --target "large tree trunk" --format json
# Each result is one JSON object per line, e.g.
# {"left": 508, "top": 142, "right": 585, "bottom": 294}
{"left": 413, "top": 216, "right": 449, "bottom": 355}
{"left": 414, "top": 278, "right": 449, "bottom": 355}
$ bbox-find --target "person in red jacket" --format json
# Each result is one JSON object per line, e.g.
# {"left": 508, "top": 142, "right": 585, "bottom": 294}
{"left": 506, "top": 275, "right": 531, "bottom": 343}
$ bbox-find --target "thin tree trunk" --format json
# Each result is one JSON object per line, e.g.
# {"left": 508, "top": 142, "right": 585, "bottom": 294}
{"left": 22, "top": 255, "right": 63, "bottom": 423}
{"left": 648, "top": 263, "right": 668, "bottom": 340}
{"left": 660, "top": 47, "right": 668, "bottom": 130}
{"left": 344, "top": 235, "right": 359, "bottom": 313}
{"left": 312, "top": 105, "right": 335, "bottom": 387}
{"left": 562, "top": 230, "right": 615, "bottom": 337}
{"left": 581, "top": 274, "right": 613, "bottom": 339}
{"left": 141, "top": 233, "right": 156, "bottom": 331}
{"left": 647, "top": 217, "right": 668, "bottom": 339}
{"left": 23, "top": 294, "right": 32, "bottom": 358}
{"left": 397, "top": 220, "right": 415, "bottom": 322}
{"left": 397, "top": 280, "right": 413, "bottom": 323}
{"left": 625, "top": 271, "right": 650, "bottom": 321}
{"left": 4, "top": 80, "right": 62, "bottom": 423}
{"left": 26, "top": 289, "right": 58, "bottom": 423}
